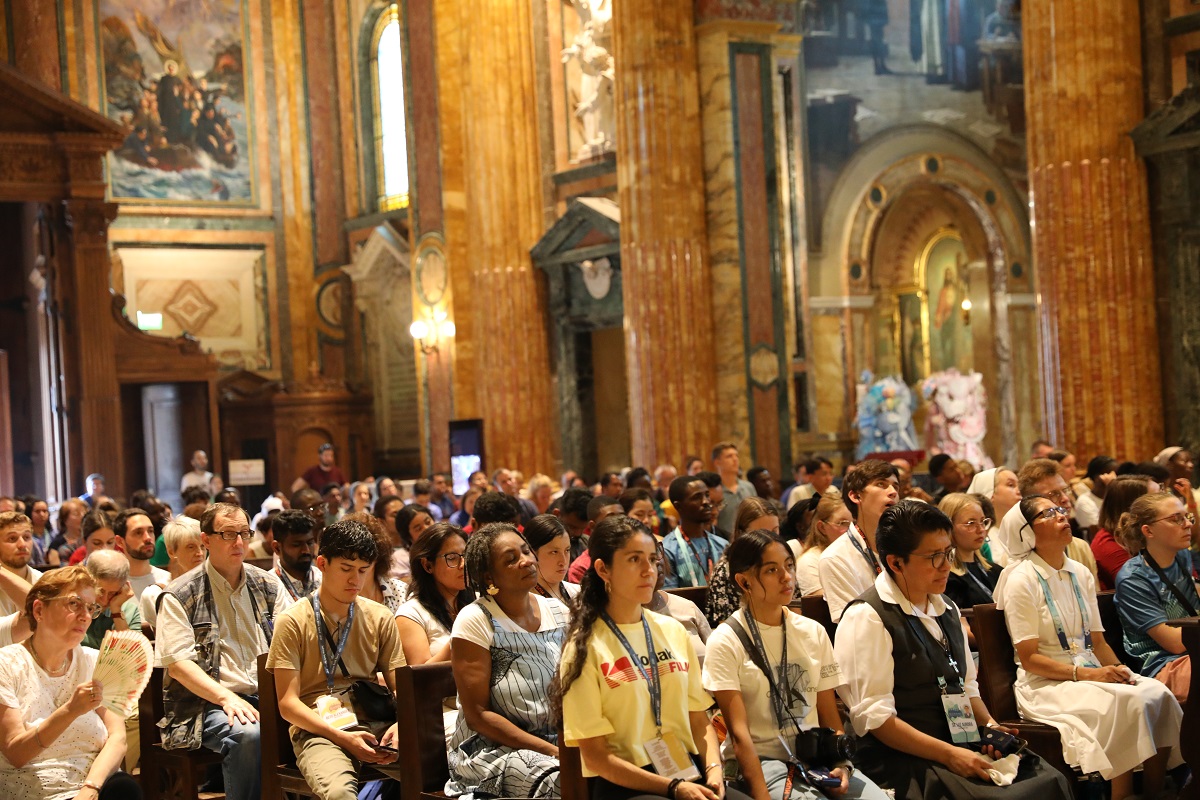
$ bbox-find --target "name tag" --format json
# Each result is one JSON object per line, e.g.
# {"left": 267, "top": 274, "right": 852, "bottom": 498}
{"left": 941, "top": 692, "right": 981, "bottom": 744}
{"left": 315, "top": 693, "right": 359, "bottom": 730}
{"left": 644, "top": 732, "right": 702, "bottom": 780}
{"left": 1072, "top": 650, "right": 1101, "bottom": 669}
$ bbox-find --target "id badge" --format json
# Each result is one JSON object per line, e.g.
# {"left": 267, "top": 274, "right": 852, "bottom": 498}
{"left": 644, "top": 732, "right": 702, "bottom": 780}
{"left": 940, "top": 692, "right": 980, "bottom": 744}
{"left": 315, "top": 693, "right": 359, "bottom": 730}
{"left": 1072, "top": 650, "right": 1101, "bottom": 669}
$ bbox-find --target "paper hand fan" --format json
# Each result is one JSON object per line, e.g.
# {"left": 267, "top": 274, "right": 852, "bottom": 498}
{"left": 91, "top": 630, "right": 153, "bottom": 718}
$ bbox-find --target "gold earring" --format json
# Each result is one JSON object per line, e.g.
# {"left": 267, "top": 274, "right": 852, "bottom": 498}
{"left": 487, "top": 583, "right": 500, "bottom": 596}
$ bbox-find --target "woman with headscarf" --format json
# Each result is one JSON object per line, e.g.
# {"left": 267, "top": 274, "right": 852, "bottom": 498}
{"left": 996, "top": 495, "right": 1180, "bottom": 800}
{"left": 965, "top": 467, "right": 1021, "bottom": 566}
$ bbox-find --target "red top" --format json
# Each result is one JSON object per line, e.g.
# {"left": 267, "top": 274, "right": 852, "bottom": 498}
{"left": 566, "top": 551, "right": 592, "bottom": 583}
{"left": 301, "top": 464, "right": 347, "bottom": 491}
{"left": 1091, "top": 528, "right": 1132, "bottom": 591}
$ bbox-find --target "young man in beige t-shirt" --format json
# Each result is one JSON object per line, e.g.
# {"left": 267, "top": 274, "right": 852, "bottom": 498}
{"left": 266, "top": 519, "right": 407, "bottom": 799}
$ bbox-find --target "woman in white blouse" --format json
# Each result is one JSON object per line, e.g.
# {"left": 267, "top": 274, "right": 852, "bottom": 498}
{"left": 835, "top": 500, "right": 1070, "bottom": 800}
{"left": 996, "top": 495, "right": 1180, "bottom": 800}
{"left": 793, "top": 496, "right": 851, "bottom": 598}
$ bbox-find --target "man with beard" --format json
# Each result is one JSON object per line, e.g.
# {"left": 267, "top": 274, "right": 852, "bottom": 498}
{"left": 271, "top": 509, "right": 321, "bottom": 609}
{"left": 115, "top": 508, "right": 170, "bottom": 600}
{"left": 0, "top": 511, "right": 40, "bottom": 616}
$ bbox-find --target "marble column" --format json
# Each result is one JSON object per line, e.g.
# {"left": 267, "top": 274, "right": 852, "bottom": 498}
{"left": 459, "top": 0, "right": 556, "bottom": 475}
{"left": 613, "top": 0, "right": 719, "bottom": 468}
{"left": 1024, "top": 0, "right": 1163, "bottom": 458}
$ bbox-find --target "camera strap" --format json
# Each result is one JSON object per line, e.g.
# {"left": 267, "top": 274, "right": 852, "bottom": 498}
{"left": 728, "top": 612, "right": 803, "bottom": 732}
{"left": 1140, "top": 550, "right": 1199, "bottom": 618}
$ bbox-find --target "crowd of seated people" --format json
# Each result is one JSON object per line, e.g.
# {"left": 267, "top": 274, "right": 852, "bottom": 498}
{"left": 0, "top": 434, "right": 1197, "bottom": 800}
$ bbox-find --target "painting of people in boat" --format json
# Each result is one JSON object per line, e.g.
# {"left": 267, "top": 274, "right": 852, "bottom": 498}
{"left": 100, "top": 0, "right": 254, "bottom": 204}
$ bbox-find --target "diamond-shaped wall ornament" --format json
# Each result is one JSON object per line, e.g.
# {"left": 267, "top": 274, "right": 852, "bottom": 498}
{"left": 749, "top": 346, "right": 780, "bottom": 388}
{"left": 164, "top": 280, "right": 219, "bottom": 333}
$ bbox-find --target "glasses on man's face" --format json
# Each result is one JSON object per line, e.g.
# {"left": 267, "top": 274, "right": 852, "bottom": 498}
{"left": 213, "top": 528, "right": 253, "bottom": 542}
{"left": 47, "top": 595, "right": 103, "bottom": 619}
{"left": 1045, "top": 489, "right": 1071, "bottom": 504}
{"left": 304, "top": 502, "right": 329, "bottom": 516}
{"left": 958, "top": 518, "right": 993, "bottom": 532}
{"left": 1154, "top": 512, "right": 1196, "bottom": 528}
{"left": 912, "top": 548, "right": 956, "bottom": 570}
{"left": 440, "top": 552, "right": 465, "bottom": 569}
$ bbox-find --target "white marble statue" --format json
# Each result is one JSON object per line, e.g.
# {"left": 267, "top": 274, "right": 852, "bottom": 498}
{"left": 562, "top": 0, "right": 615, "bottom": 160}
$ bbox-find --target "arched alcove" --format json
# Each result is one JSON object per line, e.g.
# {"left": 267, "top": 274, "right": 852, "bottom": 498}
{"left": 807, "top": 125, "right": 1039, "bottom": 465}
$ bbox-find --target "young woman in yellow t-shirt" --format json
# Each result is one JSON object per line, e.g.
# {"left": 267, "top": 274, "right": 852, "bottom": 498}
{"left": 555, "top": 516, "right": 752, "bottom": 800}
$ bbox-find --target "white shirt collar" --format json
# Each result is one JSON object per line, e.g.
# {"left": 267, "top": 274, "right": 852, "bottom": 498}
{"left": 875, "top": 571, "right": 950, "bottom": 618}
{"left": 1028, "top": 551, "right": 1070, "bottom": 580}
{"left": 205, "top": 558, "right": 245, "bottom": 593}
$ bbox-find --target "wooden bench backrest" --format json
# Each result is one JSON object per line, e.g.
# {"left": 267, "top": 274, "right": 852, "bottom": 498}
{"left": 972, "top": 603, "right": 1020, "bottom": 721}
{"left": 1095, "top": 590, "right": 1130, "bottom": 666}
{"left": 666, "top": 586, "right": 708, "bottom": 611}
{"left": 395, "top": 663, "right": 457, "bottom": 800}
{"left": 796, "top": 595, "right": 837, "bottom": 643}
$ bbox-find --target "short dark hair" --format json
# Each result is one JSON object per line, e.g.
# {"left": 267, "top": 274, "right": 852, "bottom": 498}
{"left": 1133, "top": 461, "right": 1171, "bottom": 484}
{"left": 928, "top": 453, "right": 954, "bottom": 477}
{"left": 619, "top": 488, "right": 654, "bottom": 513}
{"left": 747, "top": 466, "right": 769, "bottom": 485}
{"left": 876, "top": 499, "right": 952, "bottom": 576}
{"left": 271, "top": 509, "right": 315, "bottom": 541}
{"left": 524, "top": 514, "right": 569, "bottom": 551}
{"left": 587, "top": 495, "right": 622, "bottom": 522}
{"left": 599, "top": 472, "right": 622, "bottom": 489}
{"left": 625, "top": 467, "right": 651, "bottom": 488}
{"left": 112, "top": 508, "right": 150, "bottom": 539}
{"left": 318, "top": 518, "right": 378, "bottom": 562}
{"left": 372, "top": 495, "right": 403, "bottom": 519}
{"left": 804, "top": 457, "right": 833, "bottom": 473}
{"left": 182, "top": 486, "right": 211, "bottom": 506}
{"left": 1086, "top": 455, "right": 1118, "bottom": 482}
{"left": 668, "top": 475, "right": 703, "bottom": 505}
{"left": 710, "top": 442, "right": 737, "bottom": 461}
{"left": 413, "top": 479, "right": 432, "bottom": 495}
{"left": 291, "top": 488, "right": 322, "bottom": 510}
{"left": 472, "top": 491, "right": 521, "bottom": 525}
{"left": 696, "top": 471, "right": 722, "bottom": 489}
{"left": 842, "top": 459, "right": 899, "bottom": 516}
{"left": 555, "top": 487, "right": 592, "bottom": 519}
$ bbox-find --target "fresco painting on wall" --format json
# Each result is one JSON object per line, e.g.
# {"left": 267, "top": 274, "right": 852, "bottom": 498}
{"left": 803, "top": 0, "right": 1024, "bottom": 236}
{"left": 923, "top": 231, "right": 973, "bottom": 374}
{"left": 99, "top": 0, "right": 254, "bottom": 204}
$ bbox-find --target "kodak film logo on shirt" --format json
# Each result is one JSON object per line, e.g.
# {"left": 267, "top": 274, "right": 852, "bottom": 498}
{"left": 601, "top": 648, "right": 688, "bottom": 688}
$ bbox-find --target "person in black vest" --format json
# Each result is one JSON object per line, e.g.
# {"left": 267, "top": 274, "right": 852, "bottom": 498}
{"left": 834, "top": 500, "right": 1071, "bottom": 800}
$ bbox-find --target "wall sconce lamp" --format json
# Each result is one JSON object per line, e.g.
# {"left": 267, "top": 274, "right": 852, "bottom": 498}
{"left": 410, "top": 308, "right": 456, "bottom": 354}
{"left": 961, "top": 297, "right": 972, "bottom": 326}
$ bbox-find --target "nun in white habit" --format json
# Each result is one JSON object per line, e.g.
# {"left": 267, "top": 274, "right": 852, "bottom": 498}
{"left": 994, "top": 497, "right": 1181, "bottom": 799}
{"left": 965, "top": 467, "right": 1021, "bottom": 566}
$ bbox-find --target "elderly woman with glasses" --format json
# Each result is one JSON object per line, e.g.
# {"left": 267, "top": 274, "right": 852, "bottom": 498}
{"left": 996, "top": 495, "right": 1180, "bottom": 800}
{"left": 1113, "top": 492, "right": 1200, "bottom": 702}
{"left": 0, "top": 566, "right": 141, "bottom": 800}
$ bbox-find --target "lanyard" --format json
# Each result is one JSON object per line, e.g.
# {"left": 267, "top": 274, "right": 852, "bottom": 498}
{"left": 601, "top": 612, "right": 662, "bottom": 731}
{"left": 903, "top": 609, "right": 963, "bottom": 693}
{"left": 275, "top": 567, "right": 309, "bottom": 602}
{"left": 744, "top": 609, "right": 804, "bottom": 729}
{"left": 310, "top": 594, "right": 355, "bottom": 692}
{"left": 1140, "top": 551, "right": 1199, "bottom": 618}
{"left": 682, "top": 533, "right": 714, "bottom": 584}
{"left": 962, "top": 561, "right": 995, "bottom": 602}
{"left": 1034, "top": 568, "right": 1092, "bottom": 654}
{"left": 848, "top": 528, "right": 881, "bottom": 575}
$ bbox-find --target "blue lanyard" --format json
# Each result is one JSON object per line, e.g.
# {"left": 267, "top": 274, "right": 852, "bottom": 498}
{"left": 744, "top": 609, "right": 798, "bottom": 728}
{"left": 1034, "top": 569, "right": 1092, "bottom": 653}
{"left": 683, "top": 534, "right": 714, "bottom": 584}
{"left": 601, "top": 612, "right": 662, "bottom": 730}
{"left": 310, "top": 594, "right": 355, "bottom": 692}
{"left": 848, "top": 528, "right": 881, "bottom": 575}
{"left": 276, "top": 566, "right": 310, "bottom": 602}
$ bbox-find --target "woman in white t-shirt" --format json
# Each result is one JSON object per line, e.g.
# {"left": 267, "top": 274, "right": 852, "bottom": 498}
{"left": 704, "top": 530, "right": 886, "bottom": 800}
{"left": 556, "top": 515, "right": 746, "bottom": 800}
{"left": 0, "top": 566, "right": 139, "bottom": 800}
{"left": 793, "top": 497, "right": 852, "bottom": 598}
{"left": 396, "top": 523, "right": 475, "bottom": 664}
{"left": 447, "top": 523, "right": 569, "bottom": 798}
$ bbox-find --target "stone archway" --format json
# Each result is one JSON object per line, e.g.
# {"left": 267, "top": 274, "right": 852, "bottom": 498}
{"left": 807, "top": 125, "right": 1037, "bottom": 466}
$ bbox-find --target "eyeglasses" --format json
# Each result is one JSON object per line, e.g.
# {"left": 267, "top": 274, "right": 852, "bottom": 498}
{"left": 439, "top": 553, "right": 465, "bottom": 569}
{"left": 957, "top": 518, "right": 993, "bottom": 532}
{"left": 304, "top": 502, "right": 329, "bottom": 515}
{"left": 46, "top": 595, "right": 103, "bottom": 619}
{"left": 825, "top": 519, "right": 853, "bottom": 530}
{"left": 1045, "top": 489, "right": 1071, "bottom": 504}
{"left": 212, "top": 528, "right": 253, "bottom": 542}
{"left": 1153, "top": 512, "right": 1196, "bottom": 527}
{"left": 1030, "top": 506, "right": 1069, "bottom": 523}
{"left": 911, "top": 548, "right": 956, "bottom": 569}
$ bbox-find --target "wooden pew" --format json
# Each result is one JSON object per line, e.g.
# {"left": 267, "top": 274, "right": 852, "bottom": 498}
{"left": 395, "top": 663, "right": 456, "bottom": 800}
{"left": 1094, "top": 590, "right": 1130, "bottom": 667}
{"left": 972, "top": 604, "right": 1076, "bottom": 789}
{"left": 666, "top": 585, "right": 708, "bottom": 611}
{"left": 791, "top": 595, "right": 837, "bottom": 643}
{"left": 137, "top": 666, "right": 224, "bottom": 800}
{"left": 1168, "top": 617, "right": 1200, "bottom": 795}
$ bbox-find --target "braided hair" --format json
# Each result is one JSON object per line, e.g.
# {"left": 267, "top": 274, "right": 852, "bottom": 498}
{"left": 551, "top": 515, "right": 653, "bottom": 721}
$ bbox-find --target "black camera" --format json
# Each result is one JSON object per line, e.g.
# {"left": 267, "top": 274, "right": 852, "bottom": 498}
{"left": 794, "top": 727, "right": 856, "bottom": 767}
